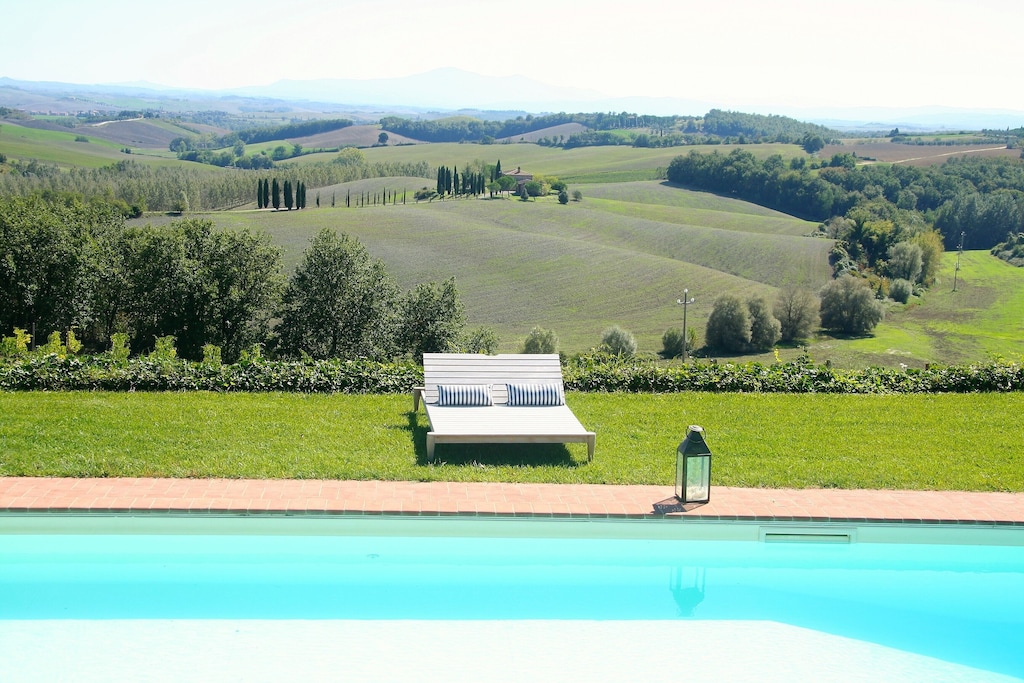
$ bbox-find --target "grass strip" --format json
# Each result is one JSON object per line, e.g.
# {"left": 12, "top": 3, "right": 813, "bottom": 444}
{"left": 1, "top": 391, "right": 1020, "bottom": 491}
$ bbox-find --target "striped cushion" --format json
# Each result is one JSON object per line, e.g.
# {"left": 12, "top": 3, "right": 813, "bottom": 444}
{"left": 436, "top": 384, "right": 493, "bottom": 406}
{"left": 506, "top": 383, "right": 565, "bottom": 407}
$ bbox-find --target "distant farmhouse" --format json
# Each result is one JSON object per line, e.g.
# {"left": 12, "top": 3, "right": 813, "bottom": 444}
{"left": 501, "top": 166, "right": 533, "bottom": 191}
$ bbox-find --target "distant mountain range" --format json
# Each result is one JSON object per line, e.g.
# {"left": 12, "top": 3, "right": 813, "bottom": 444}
{"left": 3, "top": 69, "right": 1023, "bottom": 131}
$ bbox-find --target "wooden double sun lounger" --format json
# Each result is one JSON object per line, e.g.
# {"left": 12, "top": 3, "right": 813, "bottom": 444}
{"left": 414, "top": 353, "right": 596, "bottom": 462}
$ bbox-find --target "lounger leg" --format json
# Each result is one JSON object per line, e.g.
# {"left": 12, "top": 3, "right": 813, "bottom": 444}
{"left": 426, "top": 435, "right": 435, "bottom": 461}
{"left": 587, "top": 436, "right": 595, "bottom": 462}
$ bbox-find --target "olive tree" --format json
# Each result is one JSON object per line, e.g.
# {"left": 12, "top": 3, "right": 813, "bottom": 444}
{"left": 601, "top": 325, "right": 637, "bottom": 357}
{"left": 773, "top": 286, "right": 819, "bottom": 343}
{"left": 522, "top": 326, "right": 558, "bottom": 354}
{"left": 747, "top": 295, "right": 781, "bottom": 351}
{"left": 819, "top": 275, "right": 885, "bottom": 335}
{"left": 886, "top": 241, "right": 923, "bottom": 283}
{"left": 704, "top": 294, "right": 751, "bottom": 353}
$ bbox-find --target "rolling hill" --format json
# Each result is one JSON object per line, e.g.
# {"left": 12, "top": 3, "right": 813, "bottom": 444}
{"left": 156, "top": 179, "right": 831, "bottom": 355}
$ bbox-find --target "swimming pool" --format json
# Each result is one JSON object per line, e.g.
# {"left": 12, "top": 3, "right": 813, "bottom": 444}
{"left": 2, "top": 515, "right": 1022, "bottom": 682}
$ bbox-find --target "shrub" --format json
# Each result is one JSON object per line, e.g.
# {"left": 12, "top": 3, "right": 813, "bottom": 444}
{"left": 601, "top": 326, "right": 637, "bottom": 357}
{"left": 463, "top": 326, "right": 499, "bottom": 354}
{"left": 0, "top": 328, "right": 31, "bottom": 358}
{"left": 774, "top": 287, "right": 818, "bottom": 343}
{"left": 705, "top": 295, "right": 751, "bottom": 353}
{"left": 889, "top": 278, "right": 913, "bottom": 304}
{"left": 522, "top": 326, "right": 558, "bottom": 354}
{"left": 819, "top": 276, "right": 885, "bottom": 335}
{"left": 109, "top": 333, "right": 130, "bottom": 366}
{"left": 660, "top": 328, "right": 685, "bottom": 359}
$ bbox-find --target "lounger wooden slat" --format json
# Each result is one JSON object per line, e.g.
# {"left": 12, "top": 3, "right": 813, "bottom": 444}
{"left": 415, "top": 353, "right": 595, "bottom": 462}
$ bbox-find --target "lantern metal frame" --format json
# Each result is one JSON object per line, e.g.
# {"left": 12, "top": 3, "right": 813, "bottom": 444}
{"left": 675, "top": 424, "right": 712, "bottom": 505}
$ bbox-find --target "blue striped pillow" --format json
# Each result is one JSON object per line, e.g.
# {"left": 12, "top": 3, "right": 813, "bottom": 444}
{"left": 506, "top": 383, "right": 565, "bottom": 406}
{"left": 436, "top": 384, "right": 493, "bottom": 406}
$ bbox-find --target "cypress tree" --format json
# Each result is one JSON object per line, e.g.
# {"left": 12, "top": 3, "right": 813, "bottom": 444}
{"left": 257, "top": 180, "right": 263, "bottom": 209}
{"left": 272, "top": 178, "right": 280, "bottom": 210}
{"left": 284, "top": 180, "right": 293, "bottom": 210}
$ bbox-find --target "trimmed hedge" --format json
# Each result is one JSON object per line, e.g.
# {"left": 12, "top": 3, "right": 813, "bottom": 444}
{"left": 0, "top": 352, "right": 1022, "bottom": 394}
{"left": 562, "top": 353, "right": 1024, "bottom": 394}
{"left": 0, "top": 355, "right": 421, "bottom": 393}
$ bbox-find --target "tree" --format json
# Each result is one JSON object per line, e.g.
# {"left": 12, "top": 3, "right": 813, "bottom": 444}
{"left": 271, "top": 178, "right": 280, "bottom": 210}
{"left": 819, "top": 275, "right": 885, "bottom": 335}
{"left": 910, "top": 229, "right": 945, "bottom": 286}
{"left": 497, "top": 175, "right": 517, "bottom": 195}
{"left": 113, "top": 219, "right": 283, "bottom": 361}
{"left": 276, "top": 229, "right": 399, "bottom": 359}
{"left": 887, "top": 241, "right": 923, "bottom": 283}
{"left": 377, "top": 132, "right": 389, "bottom": 145}
{"left": 398, "top": 277, "right": 465, "bottom": 361}
{"left": 801, "top": 133, "right": 826, "bottom": 154}
{"left": 284, "top": 180, "right": 293, "bottom": 210}
{"left": 773, "top": 286, "right": 819, "bottom": 343}
{"left": 572, "top": 190, "right": 583, "bottom": 202}
{"left": 0, "top": 195, "right": 114, "bottom": 344}
{"left": 558, "top": 189, "right": 569, "bottom": 205}
{"left": 601, "top": 325, "right": 637, "bottom": 357}
{"left": 704, "top": 294, "right": 751, "bottom": 353}
{"left": 522, "top": 326, "right": 557, "bottom": 354}
{"left": 747, "top": 295, "right": 781, "bottom": 351}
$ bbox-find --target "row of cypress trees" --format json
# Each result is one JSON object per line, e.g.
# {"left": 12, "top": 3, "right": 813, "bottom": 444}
{"left": 256, "top": 178, "right": 307, "bottom": 210}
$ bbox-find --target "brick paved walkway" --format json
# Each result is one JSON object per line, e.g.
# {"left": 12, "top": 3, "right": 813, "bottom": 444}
{"left": 2, "top": 477, "right": 1022, "bottom": 524}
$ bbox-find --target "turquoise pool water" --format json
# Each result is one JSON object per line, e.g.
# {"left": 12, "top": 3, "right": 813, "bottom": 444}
{"left": 1, "top": 516, "right": 1022, "bottom": 681}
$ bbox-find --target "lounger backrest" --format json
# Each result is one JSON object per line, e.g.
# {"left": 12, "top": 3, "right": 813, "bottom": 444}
{"left": 422, "top": 353, "right": 564, "bottom": 405}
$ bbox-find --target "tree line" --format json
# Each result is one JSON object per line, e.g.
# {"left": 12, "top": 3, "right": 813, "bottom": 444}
{"left": 257, "top": 178, "right": 307, "bottom": 210}
{"left": 666, "top": 149, "right": 1024, "bottom": 253}
{"left": 0, "top": 196, "right": 467, "bottom": 363}
{"left": 0, "top": 158, "right": 433, "bottom": 212}
{"left": 380, "top": 109, "right": 840, "bottom": 147}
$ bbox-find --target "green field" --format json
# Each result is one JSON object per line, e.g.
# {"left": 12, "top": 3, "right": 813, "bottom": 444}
{"left": 818, "top": 250, "right": 1024, "bottom": 366}
{"left": 0, "top": 120, "right": 190, "bottom": 168}
{"left": 0, "top": 122, "right": 131, "bottom": 167}
{"left": 1, "top": 391, "right": 1020, "bottom": 490}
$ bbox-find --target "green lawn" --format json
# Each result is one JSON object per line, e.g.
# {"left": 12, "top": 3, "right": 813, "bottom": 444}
{"left": 1, "top": 391, "right": 1020, "bottom": 491}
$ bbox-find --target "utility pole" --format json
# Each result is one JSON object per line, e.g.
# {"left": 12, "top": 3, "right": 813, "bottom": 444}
{"left": 953, "top": 231, "right": 965, "bottom": 292}
{"left": 677, "top": 289, "right": 695, "bottom": 361}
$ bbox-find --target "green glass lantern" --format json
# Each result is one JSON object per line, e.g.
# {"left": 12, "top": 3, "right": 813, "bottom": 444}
{"left": 675, "top": 425, "right": 712, "bottom": 504}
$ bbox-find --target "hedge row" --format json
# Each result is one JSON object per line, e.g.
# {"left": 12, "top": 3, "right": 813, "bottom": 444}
{"left": 0, "top": 356, "right": 421, "bottom": 393}
{"left": 1, "top": 353, "right": 1022, "bottom": 394}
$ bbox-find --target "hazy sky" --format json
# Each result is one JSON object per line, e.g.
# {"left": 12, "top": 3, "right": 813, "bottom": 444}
{"left": 5, "top": 0, "right": 1022, "bottom": 111}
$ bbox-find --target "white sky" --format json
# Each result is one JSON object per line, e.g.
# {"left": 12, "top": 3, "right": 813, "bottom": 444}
{"left": 4, "top": 0, "right": 1023, "bottom": 111}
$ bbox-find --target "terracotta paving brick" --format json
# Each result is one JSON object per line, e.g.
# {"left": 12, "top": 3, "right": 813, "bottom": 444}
{"left": 0, "top": 477, "right": 1023, "bottom": 525}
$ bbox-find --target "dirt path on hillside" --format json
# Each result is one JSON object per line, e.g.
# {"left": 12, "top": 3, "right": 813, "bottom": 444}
{"left": 889, "top": 145, "right": 1008, "bottom": 164}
